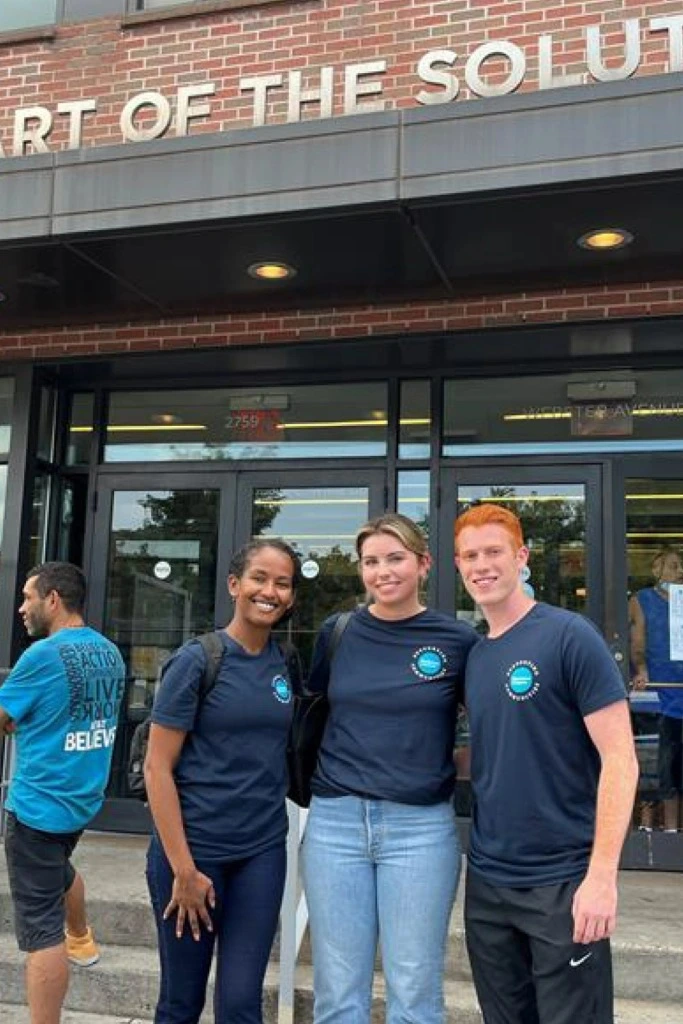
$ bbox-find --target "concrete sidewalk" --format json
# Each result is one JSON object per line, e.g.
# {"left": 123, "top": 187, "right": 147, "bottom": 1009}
{"left": 64, "top": 832, "right": 683, "bottom": 952}
{"left": 0, "top": 832, "right": 681, "bottom": 1022}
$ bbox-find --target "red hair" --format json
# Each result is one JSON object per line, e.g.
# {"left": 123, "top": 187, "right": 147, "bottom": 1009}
{"left": 454, "top": 503, "right": 524, "bottom": 550}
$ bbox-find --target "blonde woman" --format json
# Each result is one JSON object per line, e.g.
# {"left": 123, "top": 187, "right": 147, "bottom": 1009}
{"left": 302, "top": 513, "right": 477, "bottom": 1024}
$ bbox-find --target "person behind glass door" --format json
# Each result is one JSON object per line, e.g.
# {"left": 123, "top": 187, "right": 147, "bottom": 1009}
{"left": 302, "top": 513, "right": 477, "bottom": 1024}
{"left": 144, "top": 539, "right": 300, "bottom": 1024}
{"left": 629, "top": 546, "right": 683, "bottom": 832}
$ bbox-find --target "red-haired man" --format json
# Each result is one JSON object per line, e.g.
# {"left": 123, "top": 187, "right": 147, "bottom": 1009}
{"left": 454, "top": 503, "right": 638, "bottom": 1024}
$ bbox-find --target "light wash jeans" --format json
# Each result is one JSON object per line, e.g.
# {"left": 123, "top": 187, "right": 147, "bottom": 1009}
{"left": 301, "top": 794, "right": 461, "bottom": 1024}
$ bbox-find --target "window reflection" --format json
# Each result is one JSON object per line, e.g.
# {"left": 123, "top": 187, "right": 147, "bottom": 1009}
{"left": 251, "top": 486, "right": 368, "bottom": 667}
{"left": 104, "top": 384, "right": 388, "bottom": 461}
{"left": 444, "top": 369, "right": 683, "bottom": 455}
{"left": 627, "top": 480, "right": 683, "bottom": 833}
{"left": 399, "top": 381, "right": 431, "bottom": 459}
{"left": 28, "top": 474, "right": 50, "bottom": 569}
{"left": 0, "top": 466, "right": 8, "bottom": 549}
{"left": 66, "top": 393, "right": 94, "bottom": 466}
{"left": 103, "top": 488, "right": 219, "bottom": 799}
{"left": 0, "top": 379, "right": 14, "bottom": 457}
{"left": 397, "top": 470, "right": 430, "bottom": 538}
{"left": 1, "top": 0, "right": 56, "bottom": 31}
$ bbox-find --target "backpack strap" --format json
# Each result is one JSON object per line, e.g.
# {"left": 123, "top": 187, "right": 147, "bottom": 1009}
{"left": 280, "top": 640, "right": 305, "bottom": 696}
{"left": 195, "top": 630, "right": 225, "bottom": 702}
{"left": 325, "top": 610, "right": 353, "bottom": 672}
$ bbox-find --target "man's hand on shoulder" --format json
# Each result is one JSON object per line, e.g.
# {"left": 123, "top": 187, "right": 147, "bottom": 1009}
{"left": 571, "top": 869, "right": 618, "bottom": 944}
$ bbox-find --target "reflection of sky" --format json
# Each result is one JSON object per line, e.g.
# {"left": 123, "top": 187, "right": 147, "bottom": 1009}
{"left": 104, "top": 441, "right": 385, "bottom": 462}
{"left": 255, "top": 488, "right": 369, "bottom": 558}
{"left": 397, "top": 471, "right": 430, "bottom": 527}
{"left": 111, "top": 491, "right": 166, "bottom": 532}
{"left": 1, "top": 0, "right": 55, "bottom": 31}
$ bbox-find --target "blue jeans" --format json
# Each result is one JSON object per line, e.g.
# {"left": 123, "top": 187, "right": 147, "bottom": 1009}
{"left": 301, "top": 795, "right": 461, "bottom": 1024}
{"left": 146, "top": 837, "right": 286, "bottom": 1024}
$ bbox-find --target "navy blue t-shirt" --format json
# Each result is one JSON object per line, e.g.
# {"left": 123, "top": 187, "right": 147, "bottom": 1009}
{"left": 151, "top": 631, "right": 293, "bottom": 861}
{"left": 466, "top": 603, "right": 628, "bottom": 887}
{"left": 308, "top": 606, "right": 477, "bottom": 805}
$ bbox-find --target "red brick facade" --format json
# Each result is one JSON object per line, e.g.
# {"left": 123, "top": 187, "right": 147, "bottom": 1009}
{"left": 2, "top": 0, "right": 683, "bottom": 360}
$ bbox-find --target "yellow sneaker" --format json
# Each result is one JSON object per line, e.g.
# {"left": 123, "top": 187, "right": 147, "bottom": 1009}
{"left": 65, "top": 926, "right": 100, "bottom": 967}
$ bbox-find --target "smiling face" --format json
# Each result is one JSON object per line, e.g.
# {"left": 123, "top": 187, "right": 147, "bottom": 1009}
{"left": 228, "top": 546, "right": 295, "bottom": 631}
{"left": 359, "top": 531, "right": 430, "bottom": 619}
{"left": 455, "top": 523, "right": 529, "bottom": 613}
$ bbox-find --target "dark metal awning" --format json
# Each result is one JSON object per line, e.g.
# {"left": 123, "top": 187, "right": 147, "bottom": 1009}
{"left": 2, "top": 73, "right": 683, "bottom": 328}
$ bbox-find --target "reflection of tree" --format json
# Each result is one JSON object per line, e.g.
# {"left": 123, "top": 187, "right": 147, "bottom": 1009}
{"left": 109, "top": 491, "right": 220, "bottom": 648}
{"left": 278, "top": 545, "right": 362, "bottom": 670}
{"left": 251, "top": 491, "right": 283, "bottom": 535}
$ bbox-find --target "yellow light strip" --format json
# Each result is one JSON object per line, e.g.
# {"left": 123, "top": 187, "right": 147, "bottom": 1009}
{"left": 469, "top": 494, "right": 583, "bottom": 503}
{"left": 72, "top": 425, "right": 207, "bottom": 433}
{"left": 627, "top": 533, "right": 683, "bottom": 539}
{"left": 72, "top": 417, "right": 431, "bottom": 433}
{"left": 504, "top": 407, "right": 683, "bottom": 422}
{"left": 504, "top": 412, "right": 571, "bottom": 421}
{"left": 627, "top": 494, "right": 683, "bottom": 500}
{"left": 276, "top": 418, "right": 430, "bottom": 430}
{"left": 254, "top": 499, "right": 368, "bottom": 506}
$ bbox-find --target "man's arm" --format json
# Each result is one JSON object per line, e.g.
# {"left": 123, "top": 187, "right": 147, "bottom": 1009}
{"left": 572, "top": 699, "right": 639, "bottom": 944}
{"left": 628, "top": 596, "right": 648, "bottom": 689}
{"left": 0, "top": 705, "right": 12, "bottom": 733}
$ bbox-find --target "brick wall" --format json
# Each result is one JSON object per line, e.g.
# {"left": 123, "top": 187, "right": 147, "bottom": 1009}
{"left": 1, "top": 0, "right": 683, "bottom": 360}
{"left": 1, "top": 281, "right": 681, "bottom": 360}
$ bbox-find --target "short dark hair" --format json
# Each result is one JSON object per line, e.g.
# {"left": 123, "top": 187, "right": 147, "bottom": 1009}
{"left": 228, "top": 539, "right": 301, "bottom": 591}
{"left": 27, "top": 562, "right": 86, "bottom": 614}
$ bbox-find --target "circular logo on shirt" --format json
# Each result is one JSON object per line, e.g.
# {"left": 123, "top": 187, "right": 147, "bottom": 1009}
{"left": 272, "top": 675, "right": 292, "bottom": 704}
{"left": 411, "top": 647, "right": 447, "bottom": 681}
{"left": 505, "top": 661, "right": 540, "bottom": 702}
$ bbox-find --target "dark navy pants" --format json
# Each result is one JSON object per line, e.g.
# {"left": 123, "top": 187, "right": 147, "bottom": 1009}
{"left": 146, "top": 837, "right": 286, "bottom": 1024}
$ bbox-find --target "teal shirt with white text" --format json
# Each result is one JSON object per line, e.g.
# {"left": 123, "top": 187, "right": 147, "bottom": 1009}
{"left": 0, "top": 627, "right": 125, "bottom": 833}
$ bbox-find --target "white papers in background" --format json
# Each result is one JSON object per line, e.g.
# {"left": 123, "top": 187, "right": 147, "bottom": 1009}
{"left": 668, "top": 584, "right": 683, "bottom": 660}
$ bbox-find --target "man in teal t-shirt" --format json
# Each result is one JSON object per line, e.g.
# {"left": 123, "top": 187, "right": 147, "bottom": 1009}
{"left": 0, "top": 561, "right": 125, "bottom": 1024}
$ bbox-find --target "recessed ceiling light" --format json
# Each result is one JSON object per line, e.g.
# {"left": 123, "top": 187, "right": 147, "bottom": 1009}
{"left": 577, "top": 228, "right": 633, "bottom": 251}
{"left": 247, "top": 261, "right": 297, "bottom": 281}
{"left": 152, "top": 413, "right": 183, "bottom": 426}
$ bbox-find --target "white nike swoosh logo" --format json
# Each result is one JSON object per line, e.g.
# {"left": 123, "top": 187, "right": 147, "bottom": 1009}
{"left": 569, "top": 952, "right": 593, "bottom": 968}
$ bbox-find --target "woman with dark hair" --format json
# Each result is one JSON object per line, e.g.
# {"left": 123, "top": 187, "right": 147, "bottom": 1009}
{"left": 302, "top": 514, "right": 477, "bottom": 1024}
{"left": 144, "top": 538, "right": 301, "bottom": 1024}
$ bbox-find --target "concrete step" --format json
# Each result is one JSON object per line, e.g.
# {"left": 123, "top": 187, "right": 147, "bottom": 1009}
{"left": 0, "top": 952, "right": 681, "bottom": 1024}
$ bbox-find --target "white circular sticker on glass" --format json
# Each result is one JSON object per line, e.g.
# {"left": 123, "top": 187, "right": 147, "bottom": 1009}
{"left": 301, "top": 559, "right": 320, "bottom": 580}
{"left": 153, "top": 560, "right": 172, "bottom": 581}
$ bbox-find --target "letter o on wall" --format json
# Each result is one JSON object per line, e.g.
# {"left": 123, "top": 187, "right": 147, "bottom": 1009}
{"left": 465, "top": 41, "right": 526, "bottom": 98}
{"left": 120, "top": 91, "right": 172, "bottom": 142}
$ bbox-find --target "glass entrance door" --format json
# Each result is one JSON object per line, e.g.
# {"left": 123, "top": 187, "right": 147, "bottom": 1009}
{"left": 87, "top": 473, "right": 229, "bottom": 831}
{"left": 624, "top": 464, "right": 683, "bottom": 867}
{"left": 235, "top": 471, "right": 385, "bottom": 667}
{"left": 86, "top": 469, "right": 384, "bottom": 831}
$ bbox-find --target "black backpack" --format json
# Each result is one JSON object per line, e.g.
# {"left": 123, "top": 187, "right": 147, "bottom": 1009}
{"left": 127, "top": 631, "right": 225, "bottom": 801}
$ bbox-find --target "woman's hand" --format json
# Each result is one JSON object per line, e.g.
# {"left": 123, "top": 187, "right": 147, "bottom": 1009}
{"left": 164, "top": 867, "right": 216, "bottom": 940}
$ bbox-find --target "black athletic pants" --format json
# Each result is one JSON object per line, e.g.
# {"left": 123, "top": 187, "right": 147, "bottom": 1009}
{"left": 465, "top": 870, "right": 614, "bottom": 1024}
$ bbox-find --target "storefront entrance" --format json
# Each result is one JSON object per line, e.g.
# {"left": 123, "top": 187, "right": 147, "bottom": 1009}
{"left": 85, "top": 470, "right": 385, "bottom": 831}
